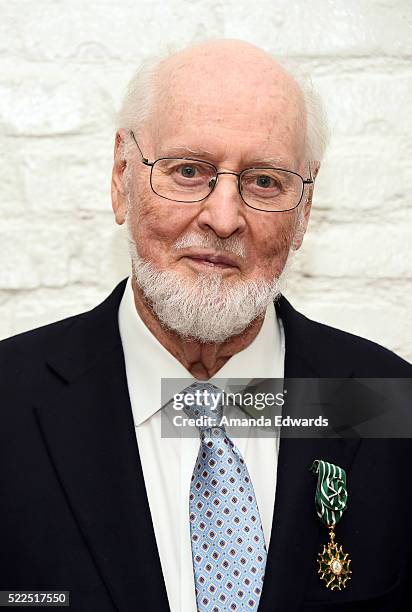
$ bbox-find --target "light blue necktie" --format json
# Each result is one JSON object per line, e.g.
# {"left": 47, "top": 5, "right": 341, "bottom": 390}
{"left": 182, "top": 381, "right": 267, "bottom": 611}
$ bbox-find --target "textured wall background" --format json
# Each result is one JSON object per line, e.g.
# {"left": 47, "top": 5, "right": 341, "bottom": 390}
{"left": 1, "top": 0, "right": 411, "bottom": 361}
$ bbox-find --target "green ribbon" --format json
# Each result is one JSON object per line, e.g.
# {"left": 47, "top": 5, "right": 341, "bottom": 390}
{"left": 311, "top": 459, "right": 348, "bottom": 527}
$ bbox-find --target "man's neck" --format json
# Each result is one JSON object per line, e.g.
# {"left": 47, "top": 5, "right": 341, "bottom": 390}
{"left": 131, "top": 276, "right": 265, "bottom": 380}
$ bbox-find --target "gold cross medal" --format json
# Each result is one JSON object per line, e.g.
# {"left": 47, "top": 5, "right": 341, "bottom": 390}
{"left": 311, "top": 460, "right": 352, "bottom": 590}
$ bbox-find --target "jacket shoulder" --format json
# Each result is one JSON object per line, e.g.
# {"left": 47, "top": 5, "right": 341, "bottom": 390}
{"left": 0, "top": 313, "right": 83, "bottom": 387}
{"left": 277, "top": 296, "right": 412, "bottom": 377}
{"left": 0, "top": 279, "right": 128, "bottom": 386}
{"left": 304, "top": 314, "right": 411, "bottom": 376}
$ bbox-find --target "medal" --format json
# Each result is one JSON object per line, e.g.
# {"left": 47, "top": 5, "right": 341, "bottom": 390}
{"left": 311, "top": 460, "right": 352, "bottom": 590}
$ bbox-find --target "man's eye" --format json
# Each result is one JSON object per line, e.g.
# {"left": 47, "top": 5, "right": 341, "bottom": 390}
{"left": 256, "top": 175, "right": 274, "bottom": 188}
{"left": 179, "top": 165, "right": 197, "bottom": 178}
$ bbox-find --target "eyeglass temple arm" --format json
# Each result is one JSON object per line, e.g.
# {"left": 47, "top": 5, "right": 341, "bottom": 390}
{"left": 303, "top": 161, "right": 314, "bottom": 185}
{"left": 130, "top": 130, "right": 151, "bottom": 166}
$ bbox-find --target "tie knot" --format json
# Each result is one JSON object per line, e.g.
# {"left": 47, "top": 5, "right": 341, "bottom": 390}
{"left": 181, "top": 382, "right": 225, "bottom": 434}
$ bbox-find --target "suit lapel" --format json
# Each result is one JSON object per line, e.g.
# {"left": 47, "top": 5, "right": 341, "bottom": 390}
{"left": 35, "top": 280, "right": 169, "bottom": 612}
{"left": 257, "top": 297, "right": 361, "bottom": 612}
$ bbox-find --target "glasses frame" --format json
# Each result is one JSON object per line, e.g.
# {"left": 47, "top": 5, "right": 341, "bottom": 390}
{"left": 129, "top": 130, "right": 314, "bottom": 213}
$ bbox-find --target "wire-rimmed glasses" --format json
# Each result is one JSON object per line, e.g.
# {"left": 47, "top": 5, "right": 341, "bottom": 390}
{"left": 130, "top": 130, "right": 313, "bottom": 212}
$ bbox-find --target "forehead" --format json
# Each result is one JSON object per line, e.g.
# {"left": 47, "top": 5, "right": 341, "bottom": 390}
{"left": 149, "top": 50, "right": 306, "bottom": 164}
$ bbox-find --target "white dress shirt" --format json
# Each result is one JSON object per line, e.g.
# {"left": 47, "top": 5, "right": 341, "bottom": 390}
{"left": 118, "top": 276, "right": 285, "bottom": 612}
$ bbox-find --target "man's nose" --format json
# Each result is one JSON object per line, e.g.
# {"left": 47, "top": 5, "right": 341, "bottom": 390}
{"left": 196, "top": 173, "right": 247, "bottom": 238}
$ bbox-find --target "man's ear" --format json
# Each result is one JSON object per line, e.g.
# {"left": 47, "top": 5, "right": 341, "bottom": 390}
{"left": 291, "top": 161, "right": 320, "bottom": 251}
{"left": 111, "top": 129, "right": 129, "bottom": 226}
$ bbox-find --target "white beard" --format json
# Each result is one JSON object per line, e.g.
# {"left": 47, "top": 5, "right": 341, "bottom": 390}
{"left": 127, "top": 237, "right": 286, "bottom": 344}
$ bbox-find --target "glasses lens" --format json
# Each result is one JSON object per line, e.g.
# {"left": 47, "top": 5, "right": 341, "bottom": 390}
{"left": 240, "top": 168, "right": 304, "bottom": 211}
{"left": 151, "top": 159, "right": 217, "bottom": 202}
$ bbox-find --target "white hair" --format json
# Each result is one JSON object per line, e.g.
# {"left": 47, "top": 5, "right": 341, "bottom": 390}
{"left": 116, "top": 41, "right": 329, "bottom": 165}
{"left": 128, "top": 236, "right": 283, "bottom": 343}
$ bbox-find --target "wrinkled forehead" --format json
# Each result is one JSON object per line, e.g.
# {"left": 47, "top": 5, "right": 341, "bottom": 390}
{"left": 148, "top": 52, "right": 306, "bottom": 163}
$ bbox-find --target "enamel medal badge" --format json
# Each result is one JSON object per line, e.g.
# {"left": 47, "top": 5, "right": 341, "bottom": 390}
{"left": 311, "top": 460, "right": 352, "bottom": 590}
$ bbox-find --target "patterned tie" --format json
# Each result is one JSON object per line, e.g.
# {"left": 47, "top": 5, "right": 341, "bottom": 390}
{"left": 182, "top": 381, "right": 267, "bottom": 611}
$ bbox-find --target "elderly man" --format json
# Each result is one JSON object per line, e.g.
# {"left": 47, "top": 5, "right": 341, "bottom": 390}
{"left": 0, "top": 40, "right": 411, "bottom": 612}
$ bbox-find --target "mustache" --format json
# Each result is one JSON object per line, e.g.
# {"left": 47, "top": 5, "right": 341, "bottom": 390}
{"left": 173, "top": 233, "right": 246, "bottom": 259}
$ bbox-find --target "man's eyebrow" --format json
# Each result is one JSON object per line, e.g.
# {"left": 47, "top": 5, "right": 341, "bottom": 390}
{"left": 158, "top": 145, "right": 215, "bottom": 158}
{"left": 157, "top": 146, "right": 295, "bottom": 169}
{"left": 250, "top": 155, "right": 295, "bottom": 168}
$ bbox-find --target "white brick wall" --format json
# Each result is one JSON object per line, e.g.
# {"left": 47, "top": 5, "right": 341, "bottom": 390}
{"left": 1, "top": 0, "right": 411, "bottom": 362}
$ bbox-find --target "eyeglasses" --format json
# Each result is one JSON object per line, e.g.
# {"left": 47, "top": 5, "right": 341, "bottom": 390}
{"left": 129, "top": 130, "right": 313, "bottom": 213}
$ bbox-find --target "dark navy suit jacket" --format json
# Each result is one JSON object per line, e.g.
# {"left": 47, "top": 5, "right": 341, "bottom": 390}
{"left": 1, "top": 278, "right": 411, "bottom": 611}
